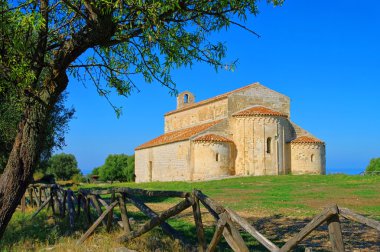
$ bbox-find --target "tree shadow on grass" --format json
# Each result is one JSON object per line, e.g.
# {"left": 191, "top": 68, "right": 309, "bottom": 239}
{"left": 3, "top": 208, "right": 378, "bottom": 251}
{"left": 166, "top": 212, "right": 379, "bottom": 251}
{"left": 243, "top": 214, "right": 380, "bottom": 251}
{"left": 1, "top": 208, "right": 114, "bottom": 250}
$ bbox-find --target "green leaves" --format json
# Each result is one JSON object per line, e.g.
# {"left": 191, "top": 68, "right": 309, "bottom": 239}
{"left": 365, "top": 158, "right": 380, "bottom": 175}
{"left": 46, "top": 153, "right": 81, "bottom": 181}
{"left": 62, "top": 0, "right": 283, "bottom": 115}
{"left": 2, "top": 0, "right": 283, "bottom": 117}
{"left": 97, "top": 154, "right": 135, "bottom": 182}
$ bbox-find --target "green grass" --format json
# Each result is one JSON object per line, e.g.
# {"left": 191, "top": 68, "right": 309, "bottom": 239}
{"left": 2, "top": 174, "right": 379, "bottom": 251}
{"left": 80, "top": 174, "right": 380, "bottom": 218}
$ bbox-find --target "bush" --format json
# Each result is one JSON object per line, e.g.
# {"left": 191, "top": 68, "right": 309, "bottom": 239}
{"left": 33, "top": 171, "right": 45, "bottom": 181}
{"left": 91, "top": 166, "right": 101, "bottom": 176}
{"left": 365, "top": 158, "right": 380, "bottom": 175}
{"left": 71, "top": 173, "right": 87, "bottom": 184}
{"left": 46, "top": 153, "right": 81, "bottom": 180}
{"left": 96, "top": 154, "right": 134, "bottom": 182}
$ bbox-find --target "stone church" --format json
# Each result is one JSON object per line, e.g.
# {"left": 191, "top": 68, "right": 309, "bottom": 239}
{"left": 135, "top": 83, "right": 326, "bottom": 182}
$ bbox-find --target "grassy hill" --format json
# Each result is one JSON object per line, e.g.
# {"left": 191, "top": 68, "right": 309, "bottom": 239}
{"left": 2, "top": 174, "right": 379, "bottom": 251}
{"left": 81, "top": 174, "right": 380, "bottom": 218}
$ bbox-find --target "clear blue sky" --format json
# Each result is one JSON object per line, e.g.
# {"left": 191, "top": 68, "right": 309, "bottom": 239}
{"left": 61, "top": 0, "right": 380, "bottom": 175}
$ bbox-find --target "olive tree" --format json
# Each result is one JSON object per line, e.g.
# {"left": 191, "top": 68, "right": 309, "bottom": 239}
{"left": 0, "top": 0, "right": 283, "bottom": 237}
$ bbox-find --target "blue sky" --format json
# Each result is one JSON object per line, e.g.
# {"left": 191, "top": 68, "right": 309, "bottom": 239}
{"left": 61, "top": 0, "right": 380, "bottom": 175}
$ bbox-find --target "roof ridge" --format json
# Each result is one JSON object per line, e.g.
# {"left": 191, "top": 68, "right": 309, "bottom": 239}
{"left": 193, "top": 133, "right": 233, "bottom": 143}
{"left": 165, "top": 82, "right": 260, "bottom": 116}
{"left": 135, "top": 120, "right": 223, "bottom": 150}
{"left": 232, "top": 105, "right": 288, "bottom": 117}
{"left": 291, "top": 136, "right": 324, "bottom": 144}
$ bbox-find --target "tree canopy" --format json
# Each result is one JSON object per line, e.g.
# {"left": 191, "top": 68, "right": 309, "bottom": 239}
{"left": 0, "top": 92, "right": 74, "bottom": 173}
{"left": 98, "top": 154, "right": 134, "bottom": 182}
{"left": 46, "top": 153, "right": 81, "bottom": 180}
{"left": 1, "top": 0, "right": 283, "bottom": 115}
{"left": 365, "top": 158, "right": 380, "bottom": 175}
{"left": 0, "top": 0, "right": 284, "bottom": 238}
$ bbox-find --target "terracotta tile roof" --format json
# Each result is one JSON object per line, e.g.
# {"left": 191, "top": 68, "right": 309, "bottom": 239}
{"left": 193, "top": 134, "right": 233, "bottom": 143}
{"left": 232, "top": 106, "right": 288, "bottom": 117}
{"left": 165, "top": 82, "right": 260, "bottom": 116}
{"left": 135, "top": 120, "right": 222, "bottom": 150}
{"left": 291, "top": 136, "right": 324, "bottom": 144}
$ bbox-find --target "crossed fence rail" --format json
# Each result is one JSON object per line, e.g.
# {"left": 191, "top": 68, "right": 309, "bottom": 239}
{"left": 21, "top": 183, "right": 380, "bottom": 252}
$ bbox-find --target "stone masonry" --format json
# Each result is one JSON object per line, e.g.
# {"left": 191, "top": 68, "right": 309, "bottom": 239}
{"left": 135, "top": 83, "right": 326, "bottom": 182}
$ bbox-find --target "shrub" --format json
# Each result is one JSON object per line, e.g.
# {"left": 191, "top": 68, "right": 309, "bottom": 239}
{"left": 71, "top": 173, "right": 86, "bottom": 184}
{"left": 365, "top": 158, "right": 380, "bottom": 175}
{"left": 33, "top": 171, "right": 45, "bottom": 181}
{"left": 97, "top": 154, "right": 134, "bottom": 182}
{"left": 46, "top": 153, "right": 81, "bottom": 180}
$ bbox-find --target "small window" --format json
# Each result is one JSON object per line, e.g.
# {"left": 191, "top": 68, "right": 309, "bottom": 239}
{"left": 311, "top": 154, "right": 314, "bottom": 162}
{"left": 216, "top": 153, "right": 219, "bottom": 162}
{"left": 184, "top": 94, "right": 189, "bottom": 103}
{"left": 266, "top": 137, "right": 272, "bottom": 154}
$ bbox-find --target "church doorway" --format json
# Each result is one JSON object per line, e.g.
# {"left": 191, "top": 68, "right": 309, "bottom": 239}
{"left": 148, "top": 161, "right": 153, "bottom": 182}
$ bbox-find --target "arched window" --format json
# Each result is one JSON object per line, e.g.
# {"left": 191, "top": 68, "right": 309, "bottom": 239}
{"left": 184, "top": 94, "right": 189, "bottom": 103}
{"left": 216, "top": 153, "right": 219, "bottom": 162}
{"left": 266, "top": 137, "right": 272, "bottom": 154}
{"left": 311, "top": 154, "right": 314, "bottom": 162}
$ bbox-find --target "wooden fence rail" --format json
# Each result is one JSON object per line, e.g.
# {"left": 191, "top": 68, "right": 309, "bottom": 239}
{"left": 20, "top": 184, "right": 380, "bottom": 252}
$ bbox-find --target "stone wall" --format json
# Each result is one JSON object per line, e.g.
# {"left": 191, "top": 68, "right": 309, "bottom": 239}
{"left": 164, "top": 98, "right": 228, "bottom": 132}
{"left": 192, "top": 141, "right": 235, "bottom": 180}
{"left": 228, "top": 84, "right": 290, "bottom": 117}
{"left": 231, "top": 116, "right": 287, "bottom": 176}
{"left": 164, "top": 84, "right": 291, "bottom": 133}
{"left": 290, "top": 143, "right": 326, "bottom": 175}
{"left": 177, "top": 91, "right": 195, "bottom": 109}
{"left": 135, "top": 83, "right": 325, "bottom": 182}
{"left": 135, "top": 141, "right": 191, "bottom": 182}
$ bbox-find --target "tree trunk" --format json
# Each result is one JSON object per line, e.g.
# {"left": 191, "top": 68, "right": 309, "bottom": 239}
{"left": 0, "top": 8, "right": 115, "bottom": 238}
{"left": 0, "top": 77, "right": 66, "bottom": 238}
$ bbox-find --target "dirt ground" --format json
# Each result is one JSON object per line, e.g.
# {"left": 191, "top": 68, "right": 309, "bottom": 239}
{"left": 143, "top": 202, "right": 380, "bottom": 251}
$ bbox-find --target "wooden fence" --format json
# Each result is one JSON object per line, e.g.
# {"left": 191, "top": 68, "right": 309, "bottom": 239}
{"left": 21, "top": 184, "right": 380, "bottom": 252}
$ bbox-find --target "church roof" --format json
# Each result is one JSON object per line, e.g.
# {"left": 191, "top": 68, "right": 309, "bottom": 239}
{"left": 232, "top": 106, "right": 288, "bottom": 117}
{"left": 291, "top": 136, "right": 324, "bottom": 144}
{"left": 165, "top": 82, "right": 261, "bottom": 116}
{"left": 193, "top": 134, "right": 233, "bottom": 143}
{"left": 135, "top": 120, "right": 222, "bottom": 150}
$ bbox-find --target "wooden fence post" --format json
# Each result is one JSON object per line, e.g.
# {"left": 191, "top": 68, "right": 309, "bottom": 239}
{"left": 77, "top": 194, "right": 82, "bottom": 217}
{"left": 62, "top": 190, "right": 67, "bottom": 217}
{"left": 67, "top": 190, "right": 76, "bottom": 229}
{"left": 29, "top": 188, "right": 34, "bottom": 208}
{"left": 50, "top": 188, "right": 56, "bottom": 215}
{"left": 192, "top": 192, "right": 206, "bottom": 252}
{"left": 327, "top": 214, "right": 345, "bottom": 252}
{"left": 38, "top": 187, "right": 42, "bottom": 207}
{"left": 119, "top": 193, "right": 132, "bottom": 234}
{"left": 21, "top": 194, "right": 26, "bottom": 213}
{"left": 107, "top": 192, "right": 115, "bottom": 232}
{"left": 84, "top": 196, "right": 91, "bottom": 225}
